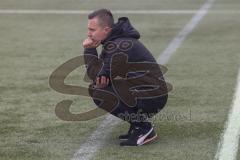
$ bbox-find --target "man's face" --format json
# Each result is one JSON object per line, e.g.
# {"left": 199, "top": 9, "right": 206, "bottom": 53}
{"left": 87, "top": 17, "right": 111, "bottom": 42}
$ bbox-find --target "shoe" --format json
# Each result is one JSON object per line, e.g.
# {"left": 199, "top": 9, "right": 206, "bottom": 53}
{"left": 119, "top": 124, "right": 135, "bottom": 140}
{"left": 120, "top": 126, "right": 157, "bottom": 146}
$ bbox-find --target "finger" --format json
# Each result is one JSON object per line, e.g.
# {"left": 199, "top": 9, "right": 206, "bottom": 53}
{"left": 96, "top": 77, "right": 100, "bottom": 85}
{"left": 101, "top": 76, "right": 106, "bottom": 85}
{"left": 87, "top": 37, "right": 93, "bottom": 41}
{"left": 83, "top": 38, "right": 93, "bottom": 48}
{"left": 106, "top": 78, "right": 109, "bottom": 85}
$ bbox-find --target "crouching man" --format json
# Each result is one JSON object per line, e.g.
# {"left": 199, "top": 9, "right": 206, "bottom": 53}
{"left": 83, "top": 9, "right": 169, "bottom": 146}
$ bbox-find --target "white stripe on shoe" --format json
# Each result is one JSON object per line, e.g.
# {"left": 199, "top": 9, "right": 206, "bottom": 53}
{"left": 137, "top": 127, "right": 154, "bottom": 145}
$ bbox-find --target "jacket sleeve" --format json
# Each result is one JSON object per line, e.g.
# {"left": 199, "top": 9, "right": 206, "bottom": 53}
{"left": 97, "top": 51, "right": 113, "bottom": 78}
{"left": 84, "top": 48, "right": 103, "bottom": 81}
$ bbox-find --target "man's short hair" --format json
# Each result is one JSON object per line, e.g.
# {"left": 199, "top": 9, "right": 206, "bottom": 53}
{"left": 88, "top": 9, "right": 114, "bottom": 28}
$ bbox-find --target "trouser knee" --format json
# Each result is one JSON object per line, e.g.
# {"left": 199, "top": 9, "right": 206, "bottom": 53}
{"left": 90, "top": 87, "right": 119, "bottom": 113}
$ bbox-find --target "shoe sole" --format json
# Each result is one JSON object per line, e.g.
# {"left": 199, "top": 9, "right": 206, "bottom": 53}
{"left": 122, "top": 134, "right": 158, "bottom": 147}
{"left": 119, "top": 128, "right": 157, "bottom": 146}
{"left": 139, "top": 134, "right": 158, "bottom": 146}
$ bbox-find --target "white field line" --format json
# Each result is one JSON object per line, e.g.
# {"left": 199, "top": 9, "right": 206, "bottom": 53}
{"left": 0, "top": 9, "right": 239, "bottom": 15}
{"left": 71, "top": 115, "right": 121, "bottom": 160}
{"left": 215, "top": 68, "right": 240, "bottom": 160}
{"left": 157, "top": 0, "right": 216, "bottom": 64}
{"left": 72, "top": 0, "right": 215, "bottom": 160}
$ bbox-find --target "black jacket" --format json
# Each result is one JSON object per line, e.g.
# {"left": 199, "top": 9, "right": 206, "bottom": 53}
{"left": 84, "top": 17, "right": 169, "bottom": 105}
{"left": 84, "top": 17, "right": 160, "bottom": 80}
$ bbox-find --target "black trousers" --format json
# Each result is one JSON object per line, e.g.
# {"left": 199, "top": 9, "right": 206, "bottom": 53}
{"left": 90, "top": 86, "right": 168, "bottom": 126}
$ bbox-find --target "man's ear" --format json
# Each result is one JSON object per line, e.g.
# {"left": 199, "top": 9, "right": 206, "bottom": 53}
{"left": 104, "top": 27, "right": 112, "bottom": 33}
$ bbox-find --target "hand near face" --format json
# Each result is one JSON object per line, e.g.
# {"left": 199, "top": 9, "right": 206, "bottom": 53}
{"left": 82, "top": 37, "right": 101, "bottom": 49}
{"left": 95, "top": 76, "right": 109, "bottom": 88}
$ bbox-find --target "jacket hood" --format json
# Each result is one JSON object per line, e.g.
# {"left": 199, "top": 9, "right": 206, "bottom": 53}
{"left": 102, "top": 17, "right": 140, "bottom": 43}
